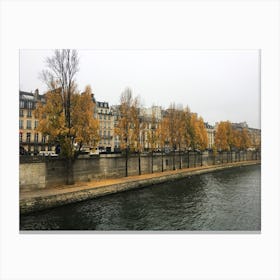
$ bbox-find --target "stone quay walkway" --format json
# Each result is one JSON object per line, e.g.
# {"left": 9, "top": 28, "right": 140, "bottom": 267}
{"left": 20, "top": 160, "right": 261, "bottom": 214}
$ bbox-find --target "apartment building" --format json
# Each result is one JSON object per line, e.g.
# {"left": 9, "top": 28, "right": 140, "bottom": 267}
{"left": 204, "top": 122, "right": 215, "bottom": 149}
{"left": 19, "top": 89, "right": 49, "bottom": 155}
{"left": 95, "top": 101, "right": 114, "bottom": 152}
{"left": 110, "top": 105, "right": 121, "bottom": 152}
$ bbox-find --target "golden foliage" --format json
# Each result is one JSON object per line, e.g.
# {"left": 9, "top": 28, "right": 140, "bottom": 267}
{"left": 35, "top": 86, "right": 99, "bottom": 157}
{"left": 156, "top": 117, "right": 170, "bottom": 150}
{"left": 114, "top": 88, "right": 140, "bottom": 151}
{"left": 215, "top": 121, "right": 233, "bottom": 151}
{"left": 215, "top": 121, "right": 251, "bottom": 151}
{"left": 189, "top": 113, "right": 208, "bottom": 150}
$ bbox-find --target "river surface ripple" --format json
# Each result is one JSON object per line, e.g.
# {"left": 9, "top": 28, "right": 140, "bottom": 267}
{"left": 20, "top": 165, "right": 261, "bottom": 231}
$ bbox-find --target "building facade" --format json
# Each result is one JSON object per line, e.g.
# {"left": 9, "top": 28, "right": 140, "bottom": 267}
{"left": 20, "top": 89, "right": 261, "bottom": 156}
{"left": 204, "top": 122, "right": 215, "bottom": 149}
{"left": 19, "top": 90, "right": 49, "bottom": 155}
{"left": 95, "top": 101, "right": 114, "bottom": 152}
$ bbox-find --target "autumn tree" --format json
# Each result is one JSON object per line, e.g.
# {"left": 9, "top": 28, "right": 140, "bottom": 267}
{"left": 212, "top": 144, "right": 217, "bottom": 164}
{"left": 231, "top": 129, "right": 241, "bottom": 161}
{"left": 130, "top": 97, "right": 146, "bottom": 175}
{"left": 114, "top": 88, "right": 139, "bottom": 177}
{"left": 181, "top": 107, "right": 191, "bottom": 151}
{"left": 182, "top": 107, "right": 192, "bottom": 168}
{"left": 215, "top": 121, "right": 233, "bottom": 151}
{"left": 232, "top": 129, "right": 241, "bottom": 150}
{"left": 194, "top": 116, "right": 208, "bottom": 151}
{"left": 36, "top": 49, "right": 99, "bottom": 184}
{"left": 166, "top": 103, "right": 178, "bottom": 170}
{"left": 240, "top": 128, "right": 251, "bottom": 151}
{"left": 156, "top": 116, "right": 169, "bottom": 172}
{"left": 171, "top": 106, "right": 192, "bottom": 169}
{"left": 189, "top": 113, "right": 208, "bottom": 166}
{"left": 36, "top": 85, "right": 99, "bottom": 184}
{"left": 146, "top": 107, "right": 159, "bottom": 173}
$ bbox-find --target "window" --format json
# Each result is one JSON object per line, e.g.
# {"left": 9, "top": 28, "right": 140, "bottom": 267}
{"left": 34, "top": 120, "right": 38, "bottom": 128}
{"left": 20, "top": 101, "right": 25, "bottom": 108}
{"left": 34, "top": 133, "right": 39, "bottom": 143}
{"left": 104, "top": 115, "right": 106, "bottom": 120}
{"left": 19, "top": 120, "right": 23, "bottom": 129}
{"left": 19, "top": 110, "right": 24, "bottom": 117}
{"left": 19, "top": 132, "right": 23, "bottom": 142}
{"left": 26, "top": 120, "right": 32, "bottom": 129}
{"left": 104, "top": 131, "right": 106, "bottom": 137}
{"left": 27, "top": 110, "right": 32, "bottom": 117}
{"left": 27, "top": 101, "right": 33, "bottom": 109}
{"left": 26, "top": 133, "right": 31, "bottom": 143}
{"left": 42, "top": 136, "right": 46, "bottom": 143}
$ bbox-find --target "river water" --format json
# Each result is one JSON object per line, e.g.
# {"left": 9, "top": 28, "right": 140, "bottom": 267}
{"left": 20, "top": 164, "right": 261, "bottom": 231}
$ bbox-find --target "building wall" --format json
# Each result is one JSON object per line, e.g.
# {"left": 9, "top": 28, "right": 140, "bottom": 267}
{"left": 95, "top": 101, "right": 114, "bottom": 152}
{"left": 206, "top": 128, "right": 214, "bottom": 149}
{"left": 204, "top": 122, "right": 215, "bottom": 149}
{"left": 19, "top": 90, "right": 50, "bottom": 154}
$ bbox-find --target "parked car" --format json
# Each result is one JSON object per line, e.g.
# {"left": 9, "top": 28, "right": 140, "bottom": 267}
{"left": 39, "top": 151, "right": 58, "bottom": 157}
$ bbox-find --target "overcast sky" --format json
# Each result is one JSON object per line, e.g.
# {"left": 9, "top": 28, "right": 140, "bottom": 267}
{"left": 20, "top": 49, "right": 260, "bottom": 129}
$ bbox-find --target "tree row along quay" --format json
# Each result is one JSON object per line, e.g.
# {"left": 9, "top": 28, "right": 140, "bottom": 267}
{"left": 20, "top": 160, "right": 260, "bottom": 214}
{"left": 32, "top": 50, "right": 261, "bottom": 186}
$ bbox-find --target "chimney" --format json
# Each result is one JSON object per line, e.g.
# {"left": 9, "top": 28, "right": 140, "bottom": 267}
{"left": 34, "top": 88, "right": 39, "bottom": 99}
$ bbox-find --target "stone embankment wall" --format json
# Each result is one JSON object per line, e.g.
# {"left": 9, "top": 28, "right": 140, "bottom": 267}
{"left": 19, "top": 151, "right": 260, "bottom": 190}
{"left": 20, "top": 161, "right": 261, "bottom": 214}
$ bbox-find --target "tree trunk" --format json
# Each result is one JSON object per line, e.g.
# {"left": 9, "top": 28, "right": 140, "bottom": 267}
{"left": 151, "top": 151, "right": 154, "bottom": 173}
{"left": 161, "top": 150, "right": 164, "bottom": 172}
{"left": 138, "top": 152, "right": 141, "bottom": 175}
{"left": 179, "top": 149, "right": 182, "bottom": 169}
{"left": 66, "top": 157, "right": 74, "bottom": 185}
{"left": 173, "top": 149, "right": 176, "bottom": 170}
{"left": 125, "top": 147, "right": 128, "bottom": 177}
{"left": 200, "top": 151, "right": 203, "bottom": 166}
{"left": 187, "top": 151, "right": 190, "bottom": 168}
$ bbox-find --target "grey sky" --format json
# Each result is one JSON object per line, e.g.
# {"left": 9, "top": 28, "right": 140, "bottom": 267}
{"left": 19, "top": 49, "right": 260, "bottom": 129}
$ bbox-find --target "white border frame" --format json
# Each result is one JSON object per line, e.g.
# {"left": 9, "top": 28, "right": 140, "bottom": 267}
{"left": 1, "top": 1, "right": 279, "bottom": 279}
